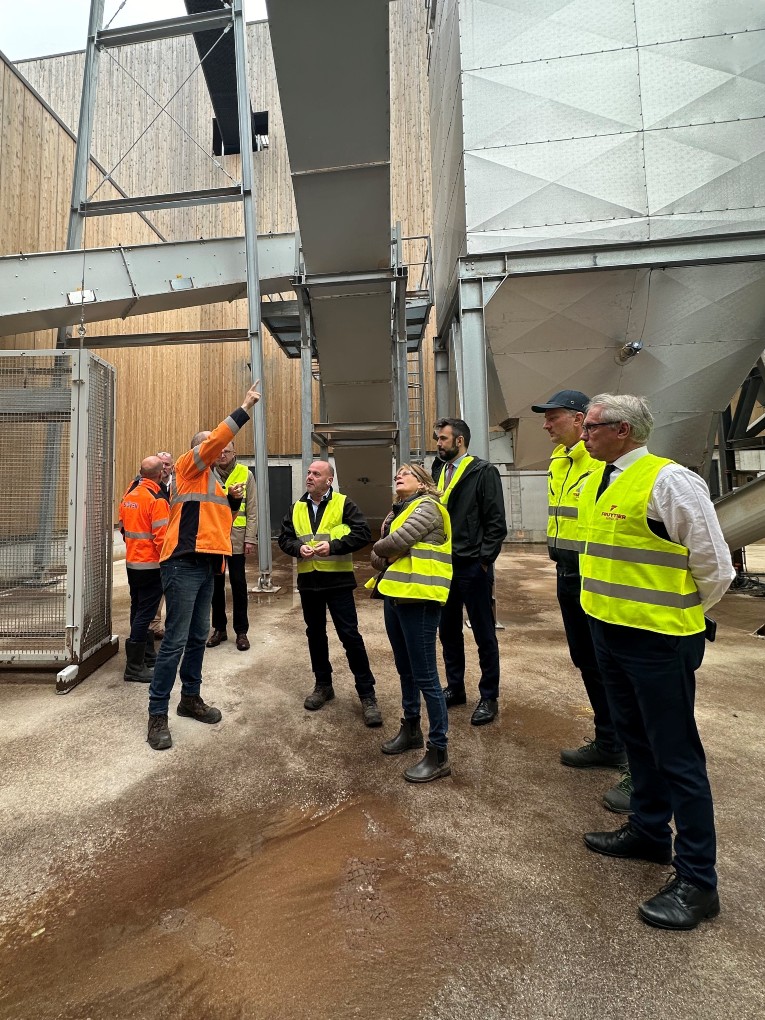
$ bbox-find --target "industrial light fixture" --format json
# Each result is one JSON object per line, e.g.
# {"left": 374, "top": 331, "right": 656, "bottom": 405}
{"left": 616, "top": 339, "right": 643, "bottom": 364}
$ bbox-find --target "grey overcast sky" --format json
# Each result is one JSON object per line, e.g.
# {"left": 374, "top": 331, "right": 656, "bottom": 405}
{"left": 1, "top": 1, "right": 267, "bottom": 62}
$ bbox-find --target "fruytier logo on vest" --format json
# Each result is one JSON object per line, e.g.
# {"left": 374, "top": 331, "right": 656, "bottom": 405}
{"left": 601, "top": 503, "right": 626, "bottom": 521}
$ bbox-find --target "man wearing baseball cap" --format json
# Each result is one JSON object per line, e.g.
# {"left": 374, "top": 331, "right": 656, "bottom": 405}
{"left": 531, "top": 390, "right": 631, "bottom": 813}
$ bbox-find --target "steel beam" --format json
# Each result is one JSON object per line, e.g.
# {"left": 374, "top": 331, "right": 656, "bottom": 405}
{"left": 96, "top": 10, "right": 232, "bottom": 48}
{"left": 233, "top": 0, "right": 273, "bottom": 592}
{"left": 59, "top": 0, "right": 105, "bottom": 348}
{"left": 81, "top": 186, "right": 242, "bottom": 216}
{"left": 458, "top": 231, "right": 765, "bottom": 282}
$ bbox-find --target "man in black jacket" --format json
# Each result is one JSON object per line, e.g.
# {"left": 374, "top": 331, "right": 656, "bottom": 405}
{"left": 278, "top": 460, "right": 382, "bottom": 727}
{"left": 432, "top": 418, "right": 508, "bottom": 725}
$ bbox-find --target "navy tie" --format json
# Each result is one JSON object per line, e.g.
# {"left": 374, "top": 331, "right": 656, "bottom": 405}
{"left": 596, "top": 464, "right": 616, "bottom": 501}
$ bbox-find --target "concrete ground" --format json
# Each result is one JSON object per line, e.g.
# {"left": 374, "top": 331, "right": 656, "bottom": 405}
{"left": 1, "top": 545, "right": 764, "bottom": 1020}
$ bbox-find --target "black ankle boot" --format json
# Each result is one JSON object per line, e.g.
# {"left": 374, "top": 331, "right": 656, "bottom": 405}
{"left": 143, "top": 631, "right": 157, "bottom": 668}
{"left": 124, "top": 639, "right": 153, "bottom": 683}
{"left": 382, "top": 717, "right": 424, "bottom": 756}
{"left": 403, "top": 742, "right": 451, "bottom": 783}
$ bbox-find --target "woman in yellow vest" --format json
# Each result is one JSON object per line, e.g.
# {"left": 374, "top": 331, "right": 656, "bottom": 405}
{"left": 368, "top": 464, "right": 453, "bottom": 782}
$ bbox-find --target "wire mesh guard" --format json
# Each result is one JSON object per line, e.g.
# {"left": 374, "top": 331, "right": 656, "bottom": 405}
{"left": 0, "top": 352, "right": 114, "bottom": 667}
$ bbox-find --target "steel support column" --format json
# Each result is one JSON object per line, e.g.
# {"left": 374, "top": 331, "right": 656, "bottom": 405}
{"left": 456, "top": 280, "right": 490, "bottom": 460}
{"left": 233, "top": 0, "right": 273, "bottom": 590}
{"left": 297, "top": 288, "right": 314, "bottom": 479}
{"left": 434, "top": 334, "right": 450, "bottom": 422}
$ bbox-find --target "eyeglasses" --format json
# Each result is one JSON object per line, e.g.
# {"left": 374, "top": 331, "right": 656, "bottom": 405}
{"left": 581, "top": 420, "right": 620, "bottom": 434}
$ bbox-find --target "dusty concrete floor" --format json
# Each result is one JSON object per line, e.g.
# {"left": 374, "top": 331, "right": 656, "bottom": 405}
{"left": 1, "top": 545, "right": 764, "bottom": 1020}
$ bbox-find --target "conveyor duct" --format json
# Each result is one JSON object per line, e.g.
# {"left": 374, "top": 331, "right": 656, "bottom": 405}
{"left": 715, "top": 474, "right": 765, "bottom": 551}
{"left": 0, "top": 234, "right": 296, "bottom": 337}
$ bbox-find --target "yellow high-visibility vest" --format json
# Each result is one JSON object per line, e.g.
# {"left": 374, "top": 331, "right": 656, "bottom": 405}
{"left": 547, "top": 441, "right": 597, "bottom": 556}
{"left": 578, "top": 454, "right": 705, "bottom": 636}
{"left": 220, "top": 462, "right": 249, "bottom": 529}
{"left": 439, "top": 455, "right": 474, "bottom": 506}
{"left": 373, "top": 497, "right": 452, "bottom": 604}
{"left": 293, "top": 493, "right": 353, "bottom": 574}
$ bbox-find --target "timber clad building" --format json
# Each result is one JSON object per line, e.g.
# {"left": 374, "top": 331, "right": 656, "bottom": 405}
{"left": 0, "top": 2, "right": 436, "bottom": 515}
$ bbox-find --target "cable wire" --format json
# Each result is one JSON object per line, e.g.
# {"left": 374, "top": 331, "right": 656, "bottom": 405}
{"left": 100, "top": 45, "right": 240, "bottom": 188}
{"left": 87, "top": 23, "right": 233, "bottom": 202}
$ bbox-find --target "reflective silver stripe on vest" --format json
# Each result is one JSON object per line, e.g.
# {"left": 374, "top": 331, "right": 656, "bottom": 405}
{"left": 585, "top": 542, "right": 689, "bottom": 570}
{"left": 124, "top": 530, "right": 153, "bottom": 540}
{"left": 410, "top": 548, "right": 452, "bottom": 564}
{"left": 193, "top": 447, "right": 207, "bottom": 472}
{"left": 126, "top": 561, "right": 160, "bottom": 570}
{"left": 387, "top": 571, "right": 451, "bottom": 589}
{"left": 550, "top": 506, "right": 578, "bottom": 518}
{"left": 171, "top": 492, "right": 230, "bottom": 507}
{"left": 582, "top": 577, "right": 701, "bottom": 609}
{"left": 549, "top": 537, "right": 582, "bottom": 552}
{"left": 153, "top": 518, "right": 169, "bottom": 529}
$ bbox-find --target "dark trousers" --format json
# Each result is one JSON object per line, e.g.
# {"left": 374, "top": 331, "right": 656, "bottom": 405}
{"left": 589, "top": 618, "right": 716, "bottom": 890}
{"left": 300, "top": 587, "right": 375, "bottom": 699}
{"left": 556, "top": 566, "right": 624, "bottom": 755}
{"left": 127, "top": 567, "right": 164, "bottom": 643}
{"left": 211, "top": 553, "right": 249, "bottom": 634}
{"left": 439, "top": 557, "right": 500, "bottom": 700}
{"left": 384, "top": 598, "right": 448, "bottom": 748}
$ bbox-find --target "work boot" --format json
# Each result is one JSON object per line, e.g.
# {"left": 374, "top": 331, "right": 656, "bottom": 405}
{"left": 603, "top": 766, "right": 634, "bottom": 814}
{"left": 147, "top": 713, "right": 172, "bottom": 750}
{"left": 124, "top": 639, "right": 153, "bottom": 683}
{"left": 403, "top": 742, "right": 451, "bottom": 783}
{"left": 206, "top": 629, "right": 227, "bottom": 648}
{"left": 560, "top": 738, "right": 627, "bottom": 769}
{"left": 304, "top": 684, "right": 335, "bottom": 710}
{"left": 143, "top": 631, "right": 157, "bottom": 669}
{"left": 177, "top": 694, "right": 222, "bottom": 724}
{"left": 361, "top": 697, "right": 383, "bottom": 728}
{"left": 382, "top": 717, "right": 424, "bottom": 755}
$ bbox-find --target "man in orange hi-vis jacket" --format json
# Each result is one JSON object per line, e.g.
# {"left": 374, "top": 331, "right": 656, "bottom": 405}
{"left": 119, "top": 456, "right": 169, "bottom": 683}
{"left": 146, "top": 380, "right": 261, "bottom": 751}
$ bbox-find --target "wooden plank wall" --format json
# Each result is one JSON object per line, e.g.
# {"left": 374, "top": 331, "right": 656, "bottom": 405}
{"left": 5, "top": 3, "right": 436, "bottom": 509}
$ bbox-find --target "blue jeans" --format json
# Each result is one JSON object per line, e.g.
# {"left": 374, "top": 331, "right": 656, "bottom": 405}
{"left": 148, "top": 557, "right": 216, "bottom": 715}
{"left": 384, "top": 597, "right": 448, "bottom": 749}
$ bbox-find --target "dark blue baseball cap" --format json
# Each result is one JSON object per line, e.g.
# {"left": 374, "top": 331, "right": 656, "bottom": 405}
{"left": 531, "top": 389, "right": 589, "bottom": 414}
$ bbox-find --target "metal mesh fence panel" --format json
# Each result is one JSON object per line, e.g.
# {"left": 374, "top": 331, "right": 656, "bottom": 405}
{"left": 0, "top": 353, "right": 71, "bottom": 661}
{"left": 81, "top": 355, "right": 114, "bottom": 658}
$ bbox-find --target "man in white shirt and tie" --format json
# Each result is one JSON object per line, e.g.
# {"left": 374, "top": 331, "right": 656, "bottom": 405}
{"left": 578, "top": 393, "right": 733, "bottom": 931}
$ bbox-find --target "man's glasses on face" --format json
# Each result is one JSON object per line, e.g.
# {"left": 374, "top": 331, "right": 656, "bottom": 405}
{"left": 582, "top": 420, "right": 620, "bottom": 435}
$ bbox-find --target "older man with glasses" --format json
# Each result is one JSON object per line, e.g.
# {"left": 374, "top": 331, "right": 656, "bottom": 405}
{"left": 577, "top": 393, "right": 733, "bottom": 931}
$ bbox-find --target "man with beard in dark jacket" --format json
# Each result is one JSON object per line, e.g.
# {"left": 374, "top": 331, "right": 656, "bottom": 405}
{"left": 432, "top": 418, "right": 507, "bottom": 725}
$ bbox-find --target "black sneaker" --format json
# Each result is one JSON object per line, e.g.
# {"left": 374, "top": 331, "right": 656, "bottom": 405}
{"left": 560, "top": 738, "right": 627, "bottom": 769}
{"left": 360, "top": 697, "right": 383, "bottom": 728}
{"left": 147, "top": 713, "right": 172, "bottom": 750}
{"left": 304, "top": 684, "right": 335, "bottom": 711}
{"left": 176, "top": 694, "right": 222, "bottom": 724}
{"left": 603, "top": 766, "right": 633, "bottom": 813}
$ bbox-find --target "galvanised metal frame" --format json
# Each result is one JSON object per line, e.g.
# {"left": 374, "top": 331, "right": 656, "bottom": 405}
{"left": 439, "top": 230, "right": 765, "bottom": 462}
{"left": 61, "top": 0, "right": 276, "bottom": 589}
